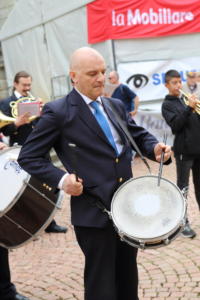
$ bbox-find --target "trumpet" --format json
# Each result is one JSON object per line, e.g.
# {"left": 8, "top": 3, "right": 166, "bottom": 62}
{"left": 179, "top": 89, "right": 200, "bottom": 115}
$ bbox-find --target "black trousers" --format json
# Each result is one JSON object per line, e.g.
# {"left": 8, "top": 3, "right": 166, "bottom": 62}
{"left": 176, "top": 156, "right": 200, "bottom": 209}
{"left": 0, "top": 246, "right": 16, "bottom": 300}
{"left": 74, "top": 222, "right": 139, "bottom": 300}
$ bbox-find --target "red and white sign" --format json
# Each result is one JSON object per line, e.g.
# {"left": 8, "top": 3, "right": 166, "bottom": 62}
{"left": 87, "top": 0, "right": 200, "bottom": 43}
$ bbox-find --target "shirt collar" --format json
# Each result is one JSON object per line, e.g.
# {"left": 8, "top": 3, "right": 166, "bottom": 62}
{"left": 14, "top": 90, "right": 23, "bottom": 99}
{"left": 75, "top": 88, "right": 102, "bottom": 105}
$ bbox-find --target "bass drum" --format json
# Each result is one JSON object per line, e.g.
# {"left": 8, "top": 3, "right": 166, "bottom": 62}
{"left": 111, "top": 175, "right": 186, "bottom": 249}
{"left": 0, "top": 146, "right": 64, "bottom": 249}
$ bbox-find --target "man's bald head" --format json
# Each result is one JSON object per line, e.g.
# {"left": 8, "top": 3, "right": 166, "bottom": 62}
{"left": 70, "top": 47, "right": 105, "bottom": 71}
{"left": 69, "top": 47, "right": 106, "bottom": 100}
{"left": 108, "top": 70, "right": 120, "bottom": 84}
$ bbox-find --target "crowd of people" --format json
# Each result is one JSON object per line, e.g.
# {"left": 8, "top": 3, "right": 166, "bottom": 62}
{"left": 0, "top": 46, "right": 200, "bottom": 300}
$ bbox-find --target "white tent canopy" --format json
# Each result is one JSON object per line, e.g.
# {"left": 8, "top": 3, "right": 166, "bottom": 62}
{"left": 1, "top": 0, "right": 200, "bottom": 101}
{"left": 0, "top": 0, "right": 95, "bottom": 100}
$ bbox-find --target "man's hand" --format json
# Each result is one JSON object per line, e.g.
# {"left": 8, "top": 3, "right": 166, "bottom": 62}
{"left": 154, "top": 143, "right": 171, "bottom": 163}
{"left": 15, "top": 112, "right": 31, "bottom": 127}
{"left": 62, "top": 174, "right": 83, "bottom": 196}
{"left": 129, "top": 109, "right": 137, "bottom": 117}
{"left": 38, "top": 97, "right": 44, "bottom": 111}
{"left": 187, "top": 94, "right": 200, "bottom": 110}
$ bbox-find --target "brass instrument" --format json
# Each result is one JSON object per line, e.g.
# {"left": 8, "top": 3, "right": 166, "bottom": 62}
{"left": 9, "top": 93, "right": 40, "bottom": 120}
{"left": 0, "top": 93, "right": 40, "bottom": 129}
{"left": 0, "top": 111, "right": 15, "bottom": 129}
{"left": 179, "top": 89, "right": 200, "bottom": 114}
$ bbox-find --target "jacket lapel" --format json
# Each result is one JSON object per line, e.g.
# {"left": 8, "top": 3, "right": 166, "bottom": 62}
{"left": 69, "top": 89, "right": 114, "bottom": 148}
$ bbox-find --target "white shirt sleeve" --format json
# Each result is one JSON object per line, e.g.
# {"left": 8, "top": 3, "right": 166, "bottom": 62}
{"left": 58, "top": 173, "right": 69, "bottom": 190}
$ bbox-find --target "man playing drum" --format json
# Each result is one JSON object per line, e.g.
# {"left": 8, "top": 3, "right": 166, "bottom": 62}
{"left": 18, "top": 47, "right": 171, "bottom": 300}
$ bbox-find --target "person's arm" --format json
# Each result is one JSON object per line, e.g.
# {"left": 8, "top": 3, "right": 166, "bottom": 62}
{"left": 130, "top": 95, "right": 139, "bottom": 117}
{"left": 0, "top": 141, "right": 8, "bottom": 150}
{"left": 123, "top": 85, "right": 139, "bottom": 116}
{"left": 161, "top": 101, "right": 193, "bottom": 134}
{"left": 18, "top": 103, "right": 66, "bottom": 189}
{"left": 18, "top": 102, "right": 84, "bottom": 196}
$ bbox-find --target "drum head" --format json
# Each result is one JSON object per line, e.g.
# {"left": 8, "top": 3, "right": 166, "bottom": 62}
{"left": 0, "top": 146, "right": 29, "bottom": 213}
{"left": 111, "top": 175, "right": 186, "bottom": 241}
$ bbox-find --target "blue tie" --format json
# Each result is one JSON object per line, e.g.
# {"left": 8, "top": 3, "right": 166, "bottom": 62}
{"left": 90, "top": 101, "right": 118, "bottom": 154}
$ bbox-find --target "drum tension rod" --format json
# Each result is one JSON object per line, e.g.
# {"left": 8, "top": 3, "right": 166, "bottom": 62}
{"left": 4, "top": 214, "right": 33, "bottom": 237}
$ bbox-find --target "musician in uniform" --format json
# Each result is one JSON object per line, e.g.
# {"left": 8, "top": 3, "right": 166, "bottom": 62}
{"left": 0, "top": 71, "right": 67, "bottom": 233}
{"left": 18, "top": 47, "right": 171, "bottom": 300}
{"left": 0, "top": 72, "right": 67, "bottom": 299}
{"left": 162, "top": 69, "right": 200, "bottom": 239}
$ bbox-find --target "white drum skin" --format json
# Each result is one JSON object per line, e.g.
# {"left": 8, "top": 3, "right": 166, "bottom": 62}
{"left": 111, "top": 175, "right": 186, "bottom": 249}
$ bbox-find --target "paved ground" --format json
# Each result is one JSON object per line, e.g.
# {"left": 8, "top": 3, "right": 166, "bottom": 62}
{"left": 10, "top": 156, "right": 200, "bottom": 300}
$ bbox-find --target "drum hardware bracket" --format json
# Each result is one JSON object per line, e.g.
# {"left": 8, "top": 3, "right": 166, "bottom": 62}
{"left": 24, "top": 180, "right": 57, "bottom": 208}
{"left": 181, "top": 186, "right": 189, "bottom": 199}
{"left": 139, "top": 242, "right": 145, "bottom": 250}
{"left": 118, "top": 231, "right": 126, "bottom": 242}
{"left": 164, "top": 238, "right": 170, "bottom": 245}
{"left": 119, "top": 233, "right": 146, "bottom": 250}
{"left": 4, "top": 214, "right": 33, "bottom": 237}
{"left": 104, "top": 209, "right": 112, "bottom": 218}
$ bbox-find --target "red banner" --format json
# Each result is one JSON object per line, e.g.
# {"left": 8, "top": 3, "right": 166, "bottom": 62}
{"left": 87, "top": 0, "right": 200, "bottom": 43}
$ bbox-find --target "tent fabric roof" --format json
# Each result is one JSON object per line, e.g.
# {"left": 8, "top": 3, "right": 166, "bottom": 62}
{"left": 0, "top": 0, "right": 94, "bottom": 41}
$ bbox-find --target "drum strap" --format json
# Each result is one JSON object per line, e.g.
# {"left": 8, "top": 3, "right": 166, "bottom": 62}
{"left": 102, "top": 97, "right": 151, "bottom": 174}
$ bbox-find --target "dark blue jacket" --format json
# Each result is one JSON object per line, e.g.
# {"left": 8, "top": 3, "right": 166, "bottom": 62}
{"left": 18, "top": 89, "right": 158, "bottom": 228}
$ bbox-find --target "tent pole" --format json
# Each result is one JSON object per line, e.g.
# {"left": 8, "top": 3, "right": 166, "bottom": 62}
{"left": 111, "top": 40, "right": 117, "bottom": 71}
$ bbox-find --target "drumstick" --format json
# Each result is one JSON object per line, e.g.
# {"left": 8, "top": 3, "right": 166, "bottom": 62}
{"left": 157, "top": 132, "right": 167, "bottom": 187}
{"left": 68, "top": 143, "right": 79, "bottom": 182}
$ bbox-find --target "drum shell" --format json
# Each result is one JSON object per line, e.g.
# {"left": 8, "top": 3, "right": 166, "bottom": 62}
{"left": 111, "top": 175, "right": 186, "bottom": 249}
{"left": 0, "top": 146, "right": 63, "bottom": 249}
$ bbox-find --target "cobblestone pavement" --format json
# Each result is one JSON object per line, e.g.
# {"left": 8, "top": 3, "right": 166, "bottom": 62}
{"left": 10, "top": 156, "right": 200, "bottom": 300}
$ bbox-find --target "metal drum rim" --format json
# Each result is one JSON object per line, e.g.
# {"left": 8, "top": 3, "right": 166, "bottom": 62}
{"left": 111, "top": 175, "right": 186, "bottom": 242}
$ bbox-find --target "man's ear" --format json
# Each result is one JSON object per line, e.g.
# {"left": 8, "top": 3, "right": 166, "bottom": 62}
{"left": 70, "top": 71, "right": 77, "bottom": 84}
{"left": 13, "top": 82, "right": 18, "bottom": 90}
